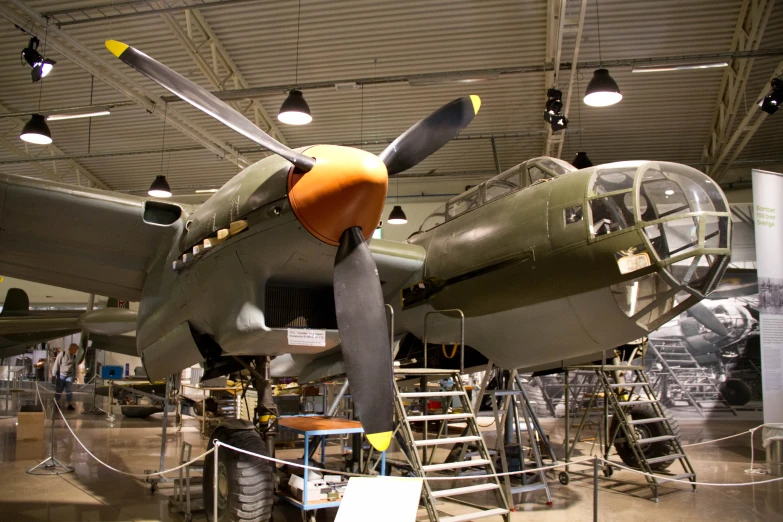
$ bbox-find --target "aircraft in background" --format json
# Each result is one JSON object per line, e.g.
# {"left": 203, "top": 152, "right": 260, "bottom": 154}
{"left": 0, "top": 40, "right": 731, "bottom": 522}
{"left": 0, "top": 288, "right": 136, "bottom": 360}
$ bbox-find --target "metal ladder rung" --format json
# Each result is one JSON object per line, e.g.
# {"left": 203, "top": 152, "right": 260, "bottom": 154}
{"left": 618, "top": 399, "right": 658, "bottom": 406}
{"left": 646, "top": 453, "right": 686, "bottom": 465}
{"left": 440, "top": 508, "right": 510, "bottom": 522}
{"left": 399, "top": 391, "right": 465, "bottom": 398}
{"left": 656, "top": 473, "right": 695, "bottom": 485}
{"left": 608, "top": 382, "right": 647, "bottom": 388}
{"left": 394, "top": 368, "right": 459, "bottom": 375}
{"left": 628, "top": 417, "right": 668, "bottom": 425}
{"left": 636, "top": 435, "right": 676, "bottom": 445}
{"left": 406, "top": 413, "right": 472, "bottom": 422}
{"left": 431, "top": 483, "right": 500, "bottom": 498}
{"left": 414, "top": 435, "right": 483, "bottom": 447}
{"left": 421, "top": 459, "right": 492, "bottom": 472}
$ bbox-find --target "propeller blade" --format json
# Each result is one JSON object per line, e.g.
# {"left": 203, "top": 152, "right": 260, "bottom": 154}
{"left": 333, "top": 227, "right": 393, "bottom": 451}
{"left": 379, "top": 95, "right": 481, "bottom": 176}
{"left": 105, "top": 40, "right": 315, "bottom": 172}
{"left": 687, "top": 302, "right": 729, "bottom": 337}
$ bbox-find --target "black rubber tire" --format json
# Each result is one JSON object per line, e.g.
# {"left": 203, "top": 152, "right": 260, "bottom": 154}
{"left": 611, "top": 404, "right": 680, "bottom": 471}
{"left": 203, "top": 427, "right": 274, "bottom": 522}
{"left": 558, "top": 471, "right": 569, "bottom": 485}
{"left": 719, "top": 378, "right": 752, "bottom": 406}
{"left": 120, "top": 406, "right": 162, "bottom": 418}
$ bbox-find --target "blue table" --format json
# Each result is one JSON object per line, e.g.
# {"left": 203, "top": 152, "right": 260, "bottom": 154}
{"left": 278, "top": 415, "right": 386, "bottom": 513}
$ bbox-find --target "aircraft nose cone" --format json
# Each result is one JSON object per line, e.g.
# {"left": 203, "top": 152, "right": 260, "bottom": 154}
{"left": 288, "top": 145, "right": 388, "bottom": 245}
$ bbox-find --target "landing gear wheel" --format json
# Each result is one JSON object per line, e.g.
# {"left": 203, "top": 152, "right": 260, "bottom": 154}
{"left": 719, "top": 379, "right": 752, "bottom": 406}
{"left": 204, "top": 427, "right": 274, "bottom": 522}
{"left": 603, "top": 465, "right": 613, "bottom": 477}
{"left": 558, "top": 471, "right": 569, "bottom": 485}
{"left": 611, "top": 405, "right": 681, "bottom": 471}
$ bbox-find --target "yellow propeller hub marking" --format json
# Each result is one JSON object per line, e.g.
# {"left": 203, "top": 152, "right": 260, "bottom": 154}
{"left": 470, "top": 95, "right": 481, "bottom": 114}
{"left": 105, "top": 40, "right": 129, "bottom": 58}
{"left": 366, "top": 431, "right": 392, "bottom": 452}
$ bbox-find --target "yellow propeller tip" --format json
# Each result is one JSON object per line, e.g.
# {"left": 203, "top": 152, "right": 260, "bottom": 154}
{"left": 105, "top": 40, "right": 129, "bottom": 58}
{"left": 366, "top": 431, "right": 392, "bottom": 452}
{"left": 470, "top": 95, "right": 481, "bottom": 114}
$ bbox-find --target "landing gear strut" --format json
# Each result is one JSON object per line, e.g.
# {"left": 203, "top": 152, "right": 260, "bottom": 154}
{"left": 253, "top": 356, "right": 279, "bottom": 458}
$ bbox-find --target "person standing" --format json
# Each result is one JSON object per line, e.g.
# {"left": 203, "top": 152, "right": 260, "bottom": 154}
{"left": 52, "top": 343, "right": 79, "bottom": 411}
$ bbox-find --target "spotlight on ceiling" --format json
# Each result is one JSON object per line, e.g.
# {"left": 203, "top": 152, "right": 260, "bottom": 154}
{"left": 387, "top": 205, "right": 408, "bottom": 225}
{"left": 584, "top": 68, "right": 622, "bottom": 107}
{"left": 20, "top": 114, "right": 52, "bottom": 145}
{"left": 759, "top": 78, "right": 783, "bottom": 115}
{"left": 277, "top": 89, "right": 312, "bottom": 125}
{"left": 543, "top": 88, "right": 568, "bottom": 132}
{"left": 21, "top": 37, "right": 56, "bottom": 83}
{"left": 148, "top": 175, "right": 172, "bottom": 198}
{"left": 572, "top": 151, "right": 593, "bottom": 169}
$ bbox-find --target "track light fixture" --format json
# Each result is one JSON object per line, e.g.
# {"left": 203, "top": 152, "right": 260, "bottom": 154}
{"left": 148, "top": 175, "right": 172, "bottom": 198}
{"left": 572, "top": 151, "right": 594, "bottom": 169}
{"left": 387, "top": 205, "right": 408, "bottom": 225}
{"left": 543, "top": 88, "right": 568, "bottom": 132}
{"left": 21, "top": 37, "right": 55, "bottom": 83}
{"left": 20, "top": 114, "right": 52, "bottom": 145}
{"left": 759, "top": 78, "right": 783, "bottom": 115}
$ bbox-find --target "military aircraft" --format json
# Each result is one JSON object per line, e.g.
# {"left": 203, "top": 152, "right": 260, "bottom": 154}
{"left": 0, "top": 288, "right": 136, "bottom": 359}
{"left": 0, "top": 40, "right": 731, "bottom": 521}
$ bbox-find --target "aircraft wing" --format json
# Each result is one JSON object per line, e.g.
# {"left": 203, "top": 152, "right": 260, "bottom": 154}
{"left": 0, "top": 173, "right": 189, "bottom": 300}
{"left": 369, "top": 239, "right": 426, "bottom": 299}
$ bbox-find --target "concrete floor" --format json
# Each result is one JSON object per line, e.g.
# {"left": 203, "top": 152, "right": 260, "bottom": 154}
{"left": 0, "top": 389, "right": 780, "bottom": 522}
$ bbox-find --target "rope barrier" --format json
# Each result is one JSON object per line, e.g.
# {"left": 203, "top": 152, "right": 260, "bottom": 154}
{"left": 597, "top": 457, "right": 783, "bottom": 487}
{"left": 39, "top": 382, "right": 213, "bottom": 477}
{"left": 36, "top": 380, "right": 778, "bottom": 488}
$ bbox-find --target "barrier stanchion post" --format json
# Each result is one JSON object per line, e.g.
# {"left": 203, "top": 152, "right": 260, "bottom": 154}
{"left": 213, "top": 440, "right": 219, "bottom": 522}
{"left": 593, "top": 457, "right": 598, "bottom": 522}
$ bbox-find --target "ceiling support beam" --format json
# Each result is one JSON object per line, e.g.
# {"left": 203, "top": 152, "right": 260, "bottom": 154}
{"left": 161, "top": 47, "right": 783, "bottom": 103}
{"left": 712, "top": 60, "right": 783, "bottom": 182}
{"left": 0, "top": 102, "right": 109, "bottom": 189}
{"left": 0, "top": 0, "right": 251, "bottom": 170}
{"left": 45, "top": 0, "right": 258, "bottom": 25}
{"left": 702, "top": 0, "right": 775, "bottom": 176}
{"left": 543, "top": 0, "right": 567, "bottom": 157}
{"left": 159, "top": 6, "right": 288, "bottom": 146}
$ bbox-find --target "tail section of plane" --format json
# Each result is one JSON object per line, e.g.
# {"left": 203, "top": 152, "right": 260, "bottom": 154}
{"left": 0, "top": 288, "right": 30, "bottom": 316}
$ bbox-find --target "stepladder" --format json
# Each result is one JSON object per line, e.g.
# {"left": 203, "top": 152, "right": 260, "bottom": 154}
{"left": 392, "top": 368, "right": 510, "bottom": 522}
{"left": 563, "top": 363, "right": 697, "bottom": 502}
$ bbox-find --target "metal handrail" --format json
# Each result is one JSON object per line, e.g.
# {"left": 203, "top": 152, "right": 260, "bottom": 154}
{"left": 385, "top": 304, "right": 395, "bottom": 358}
{"left": 422, "top": 309, "right": 465, "bottom": 372}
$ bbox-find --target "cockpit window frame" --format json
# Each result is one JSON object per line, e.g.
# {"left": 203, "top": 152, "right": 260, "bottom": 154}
{"left": 416, "top": 157, "right": 574, "bottom": 234}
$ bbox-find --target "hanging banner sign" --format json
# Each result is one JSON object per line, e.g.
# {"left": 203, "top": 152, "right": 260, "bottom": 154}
{"left": 752, "top": 169, "right": 783, "bottom": 424}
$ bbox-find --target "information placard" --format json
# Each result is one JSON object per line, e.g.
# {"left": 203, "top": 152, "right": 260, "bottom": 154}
{"left": 752, "top": 168, "right": 783, "bottom": 424}
{"left": 287, "top": 328, "right": 326, "bottom": 347}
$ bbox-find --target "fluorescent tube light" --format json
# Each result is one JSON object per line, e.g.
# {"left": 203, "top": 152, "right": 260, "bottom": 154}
{"left": 632, "top": 62, "right": 728, "bottom": 73}
{"left": 46, "top": 110, "right": 111, "bottom": 121}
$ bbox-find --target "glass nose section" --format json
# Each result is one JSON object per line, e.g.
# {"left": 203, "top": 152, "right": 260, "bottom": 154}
{"left": 636, "top": 162, "right": 731, "bottom": 297}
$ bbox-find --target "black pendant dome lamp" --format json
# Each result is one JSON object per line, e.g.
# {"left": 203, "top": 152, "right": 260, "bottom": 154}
{"left": 584, "top": 0, "right": 622, "bottom": 107}
{"left": 278, "top": 0, "right": 312, "bottom": 125}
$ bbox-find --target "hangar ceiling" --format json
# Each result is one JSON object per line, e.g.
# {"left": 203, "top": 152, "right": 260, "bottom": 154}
{"left": 0, "top": 0, "right": 781, "bottom": 199}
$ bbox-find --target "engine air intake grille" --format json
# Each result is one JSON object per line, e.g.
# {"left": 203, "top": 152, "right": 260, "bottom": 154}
{"left": 265, "top": 286, "right": 337, "bottom": 329}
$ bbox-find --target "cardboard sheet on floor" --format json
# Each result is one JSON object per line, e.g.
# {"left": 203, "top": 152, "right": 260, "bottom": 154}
{"left": 335, "top": 476, "right": 423, "bottom": 522}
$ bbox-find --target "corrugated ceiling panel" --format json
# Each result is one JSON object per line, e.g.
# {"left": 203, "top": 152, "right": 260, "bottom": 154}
{"left": 0, "top": 0, "right": 780, "bottom": 195}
